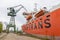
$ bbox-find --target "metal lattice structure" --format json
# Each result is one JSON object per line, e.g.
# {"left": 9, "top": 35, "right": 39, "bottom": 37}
{"left": 6, "top": 4, "right": 27, "bottom": 33}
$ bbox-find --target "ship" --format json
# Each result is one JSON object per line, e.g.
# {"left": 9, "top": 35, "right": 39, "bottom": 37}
{"left": 22, "top": 4, "right": 60, "bottom": 40}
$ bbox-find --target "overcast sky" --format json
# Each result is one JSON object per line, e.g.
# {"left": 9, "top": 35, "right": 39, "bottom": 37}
{"left": 0, "top": 0, "right": 60, "bottom": 31}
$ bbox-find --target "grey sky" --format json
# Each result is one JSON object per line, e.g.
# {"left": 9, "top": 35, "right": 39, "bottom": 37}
{"left": 0, "top": 0, "right": 60, "bottom": 30}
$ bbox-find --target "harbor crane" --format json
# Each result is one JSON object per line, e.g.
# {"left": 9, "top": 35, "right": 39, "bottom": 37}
{"left": 6, "top": 4, "right": 27, "bottom": 33}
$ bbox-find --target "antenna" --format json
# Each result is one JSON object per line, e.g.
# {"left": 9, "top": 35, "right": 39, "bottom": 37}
{"left": 34, "top": 3, "right": 37, "bottom": 12}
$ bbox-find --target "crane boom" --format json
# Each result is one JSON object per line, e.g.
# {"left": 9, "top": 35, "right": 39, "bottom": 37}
{"left": 7, "top": 4, "right": 27, "bottom": 16}
{"left": 15, "top": 5, "right": 27, "bottom": 13}
{"left": 7, "top": 4, "right": 23, "bottom": 9}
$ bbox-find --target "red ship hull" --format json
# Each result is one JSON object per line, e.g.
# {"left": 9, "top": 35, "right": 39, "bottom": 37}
{"left": 22, "top": 8, "right": 60, "bottom": 40}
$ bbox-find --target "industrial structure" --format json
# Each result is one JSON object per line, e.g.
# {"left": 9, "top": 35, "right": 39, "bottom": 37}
{"left": 22, "top": 4, "right": 60, "bottom": 40}
{"left": 6, "top": 4, "right": 27, "bottom": 33}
